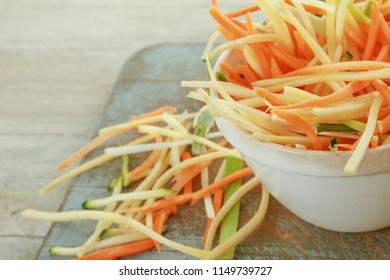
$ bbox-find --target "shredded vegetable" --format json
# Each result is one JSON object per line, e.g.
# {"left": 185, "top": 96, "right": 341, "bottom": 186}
{"left": 184, "top": 0, "right": 390, "bottom": 175}
{"left": 23, "top": 106, "right": 268, "bottom": 260}
{"left": 22, "top": 0, "right": 390, "bottom": 261}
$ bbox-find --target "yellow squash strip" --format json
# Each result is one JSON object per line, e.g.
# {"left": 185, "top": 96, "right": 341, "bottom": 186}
{"left": 22, "top": 209, "right": 208, "bottom": 259}
{"left": 344, "top": 95, "right": 384, "bottom": 174}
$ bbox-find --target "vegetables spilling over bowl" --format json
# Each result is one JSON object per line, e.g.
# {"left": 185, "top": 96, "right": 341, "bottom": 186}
{"left": 183, "top": 0, "right": 390, "bottom": 232}
{"left": 23, "top": 106, "right": 269, "bottom": 260}
{"left": 21, "top": 0, "right": 390, "bottom": 261}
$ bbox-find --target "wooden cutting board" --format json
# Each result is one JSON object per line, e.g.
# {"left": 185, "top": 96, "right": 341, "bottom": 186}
{"left": 38, "top": 43, "right": 390, "bottom": 260}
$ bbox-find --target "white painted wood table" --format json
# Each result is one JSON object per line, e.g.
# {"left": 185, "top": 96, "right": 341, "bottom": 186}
{"left": 0, "top": 0, "right": 246, "bottom": 259}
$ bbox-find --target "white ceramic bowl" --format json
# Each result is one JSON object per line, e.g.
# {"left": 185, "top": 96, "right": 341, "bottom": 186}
{"left": 212, "top": 50, "right": 390, "bottom": 232}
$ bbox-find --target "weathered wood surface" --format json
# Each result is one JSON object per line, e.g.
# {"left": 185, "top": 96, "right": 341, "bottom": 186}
{"left": 37, "top": 44, "right": 390, "bottom": 260}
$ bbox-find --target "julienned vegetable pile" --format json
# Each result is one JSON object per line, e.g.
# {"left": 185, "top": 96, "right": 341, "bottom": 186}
{"left": 184, "top": 0, "right": 390, "bottom": 174}
{"left": 23, "top": 106, "right": 269, "bottom": 260}
{"left": 22, "top": 0, "right": 390, "bottom": 259}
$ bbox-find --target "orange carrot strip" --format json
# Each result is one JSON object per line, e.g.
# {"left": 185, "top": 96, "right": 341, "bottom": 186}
{"left": 292, "top": 31, "right": 303, "bottom": 60}
{"left": 212, "top": 188, "right": 224, "bottom": 213}
{"left": 335, "top": 144, "right": 354, "bottom": 150}
{"left": 372, "top": 80, "right": 390, "bottom": 105}
{"left": 285, "top": 0, "right": 327, "bottom": 15}
{"left": 180, "top": 152, "right": 193, "bottom": 194}
{"left": 317, "top": 35, "right": 327, "bottom": 47}
{"left": 286, "top": 22, "right": 299, "bottom": 54}
{"left": 376, "top": 45, "right": 389, "bottom": 62}
{"left": 346, "top": 39, "right": 361, "bottom": 61}
{"left": 272, "top": 108, "right": 322, "bottom": 150}
{"left": 232, "top": 19, "right": 248, "bottom": 31}
{"left": 294, "top": 31, "right": 314, "bottom": 60}
{"left": 270, "top": 58, "right": 284, "bottom": 77}
{"left": 75, "top": 239, "right": 155, "bottom": 260}
{"left": 311, "top": 82, "right": 325, "bottom": 96}
{"left": 56, "top": 107, "right": 173, "bottom": 172}
{"left": 216, "top": 25, "right": 247, "bottom": 64}
{"left": 209, "top": 5, "right": 247, "bottom": 39}
{"left": 221, "top": 61, "right": 250, "bottom": 87}
{"left": 362, "top": 1, "right": 380, "bottom": 60}
{"left": 183, "top": 175, "right": 193, "bottom": 195}
{"left": 257, "top": 44, "right": 292, "bottom": 74}
{"left": 235, "top": 64, "right": 259, "bottom": 84}
{"left": 152, "top": 207, "right": 176, "bottom": 252}
{"left": 319, "top": 83, "right": 334, "bottom": 97}
{"left": 252, "top": 43, "right": 272, "bottom": 79}
{"left": 216, "top": 24, "right": 235, "bottom": 41}
{"left": 131, "top": 106, "right": 177, "bottom": 121}
{"left": 378, "top": 12, "right": 390, "bottom": 46}
{"left": 255, "top": 87, "right": 288, "bottom": 106}
{"left": 359, "top": 22, "right": 370, "bottom": 35}
{"left": 303, "top": 83, "right": 317, "bottom": 94}
{"left": 122, "top": 194, "right": 193, "bottom": 214}
{"left": 138, "top": 207, "right": 171, "bottom": 226}
{"left": 226, "top": 5, "right": 260, "bottom": 18}
{"left": 127, "top": 136, "right": 162, "bottom": 179}
{"left": 173, "top": 140, "right": 229, "bottom": 192}
{"left": 378, "top": 106, "right": 390, "bottom": 120}
{"left": 56, "top": 131, "right": 120, "bottom": 172}
{"left": 276, "top": 81, "right": 370, "bottom": 109}
{"left": 344, "top": 26, "right": 366, "bottom": 50}
{"left": 264, "top": 43, "right": 307, "bottom": 70}
{"left": 190, "top": 167, "right": 252, "bottom": 205}
{"left": 172, "top": 162, "right": 211, "bottom": 192}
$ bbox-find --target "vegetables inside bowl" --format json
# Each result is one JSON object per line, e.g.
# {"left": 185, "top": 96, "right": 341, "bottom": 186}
{"left": 184, "top": 0, "right": 390, "bottom": 175}
{"left": 182, "top": 0, "right": 390, "bottom": 232}
{"left": 211, "top": 49, "right": 390, "bottom": 177}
